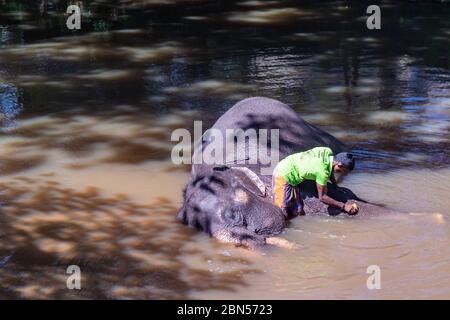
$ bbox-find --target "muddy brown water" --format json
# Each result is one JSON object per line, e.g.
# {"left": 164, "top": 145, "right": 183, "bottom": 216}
{"left": 0, "top": 1, "right": 449, "bottom": 299}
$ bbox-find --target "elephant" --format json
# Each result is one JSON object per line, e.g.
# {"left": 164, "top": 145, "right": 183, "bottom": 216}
{"left": 176, "top": 97, "right": 393, "bottom": 248}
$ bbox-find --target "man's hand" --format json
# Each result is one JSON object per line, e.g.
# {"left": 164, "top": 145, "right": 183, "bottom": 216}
{"left": 344, "top": 202, "right": 359, "bottom": 215}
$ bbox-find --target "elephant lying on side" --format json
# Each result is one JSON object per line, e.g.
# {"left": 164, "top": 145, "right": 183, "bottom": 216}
{"left": 177, "top": 97, "right": 392, "bottom": 248}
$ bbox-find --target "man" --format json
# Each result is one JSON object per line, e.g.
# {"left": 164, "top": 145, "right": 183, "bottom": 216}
{"left": 272, "top": 146, "right": 358, "bottom": 217}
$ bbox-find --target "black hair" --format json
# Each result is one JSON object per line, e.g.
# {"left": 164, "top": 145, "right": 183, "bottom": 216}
{"left": 334, "top": 152, "right": 355, "bottom": 171}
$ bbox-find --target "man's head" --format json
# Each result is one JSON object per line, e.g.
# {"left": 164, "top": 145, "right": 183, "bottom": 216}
{"left": 333, "top": 152, "right": 355, "bottom": 176}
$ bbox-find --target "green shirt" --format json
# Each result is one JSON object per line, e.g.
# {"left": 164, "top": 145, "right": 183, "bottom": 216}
{"left": 276, "top": 147, "right": 334, "bottom": 186}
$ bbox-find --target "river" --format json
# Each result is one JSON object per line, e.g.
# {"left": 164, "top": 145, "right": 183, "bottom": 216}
{"left": 0, "top": 0, "right": 449, "bottom": 299}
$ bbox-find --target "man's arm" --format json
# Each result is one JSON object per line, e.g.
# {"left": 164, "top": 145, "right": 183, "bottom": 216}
{"left": 316, "top": 183, "right": 357, "bottom": 214}
{"left": 316, "top": 183, "right": 344, "bottom": 209}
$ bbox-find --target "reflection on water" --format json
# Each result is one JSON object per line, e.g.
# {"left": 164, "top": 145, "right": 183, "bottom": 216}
{"left": 0, "top": 0, "right": 449, "bottom": 299}
{"left": 0, "top": 110, "right": 261, "bottom": 299}
{"left": 0, "top": 82, "right": 22, "bottom": 130}
{"left": 343, "top": 168, "right": 450, "bottom": 214}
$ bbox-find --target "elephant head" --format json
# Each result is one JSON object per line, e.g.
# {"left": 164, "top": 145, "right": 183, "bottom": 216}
{"left": 177, "top": 166, "right": 286, "bottom": 248}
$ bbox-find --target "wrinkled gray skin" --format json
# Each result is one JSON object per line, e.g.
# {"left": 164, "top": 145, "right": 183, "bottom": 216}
{"left": 177, "top": 97, "right": 393, "bottom": 248}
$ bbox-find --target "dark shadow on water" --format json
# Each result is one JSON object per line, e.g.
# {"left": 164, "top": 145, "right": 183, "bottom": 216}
{"left": 0, "top": 179, "right": 260, "bottom": 299}
{"left": 0, "top": 155, "right": 46, "bottom": 175}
